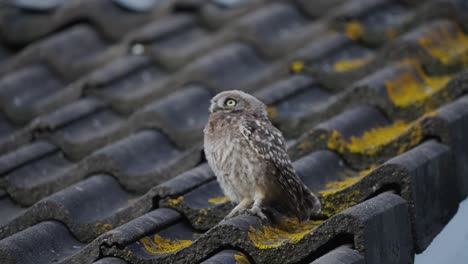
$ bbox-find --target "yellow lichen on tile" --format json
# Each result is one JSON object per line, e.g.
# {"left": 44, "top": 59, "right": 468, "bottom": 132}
{"left": 346, "top": 120, "right": 413, "bottom": 155}
{"left": 345, "top": 21, "right": 364, "bottom": 40}
{"left": 319, "top": 167, "right": 372, "bottom": 217}
{"left": 95, "top": 222, "right": 113, "bottom": 234}
{"left": 385, "top": 60, "right": 451, "bottom": 107}
{"left": 333, "top": 57, "right": 371, "bottom": 72}
{"left": 167, "top": 196, "right": 184, "bottom": 205}
{"left": 290, "top": 60, "right": 305, "bottom": 73}
{"left": 140, "top": 235, "right": 192, "bottom": 254}
{"left": 319, "top": 166, "right": 375, "bottom": 197}
{"left": 326, "top": 130, "right": 345, "bottom": 152}
{"left": 319, "top": 187, "right": 361, "bottom": 218}
{"left": 297, "top": 138, "right": 313, "bottom": 152}
{"left": 326, "top": 120, "right": 422, "bottom": 155}
{"left": 196, "top": 208, "right": 209, "bottom": 224}
{"left": 248, "top": 218, "right": 322, "bottom": 249}
{"left": 386, "top": 28, "right": 398, "bottom": 39}
{"left": 418, "top": 23, "right": 468, "bottom": 65}
{"left": 266, "top": 105, "right": 278, "bottom": 119}
{"left": 320, "top": 175, "right": 364, "bottom": 196}
{"left": 208, "top": 196, "right": 230, "bottom": 204}
{"left": 397, "top": 123, "right": 423, "bottom": 154}
{"left": 234, "top": 252, "right": 250, "bottom": 264}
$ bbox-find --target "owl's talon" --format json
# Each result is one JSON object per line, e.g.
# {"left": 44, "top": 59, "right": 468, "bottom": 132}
{"left": 223, "top": 208, "right": 250, "bottom": 220}
{"left": 249, "top": 206, "right": 269, "bottom": 221}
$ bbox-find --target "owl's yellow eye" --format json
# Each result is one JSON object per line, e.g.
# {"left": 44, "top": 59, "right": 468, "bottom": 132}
{"left": 225, "top": 99, "right": 237, "bottom": 107}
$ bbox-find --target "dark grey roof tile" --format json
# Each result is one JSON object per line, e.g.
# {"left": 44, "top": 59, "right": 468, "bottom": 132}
{"left": 86, "top": 55, "right": 169, "bottom": 114}
{"left": 0, "top": 98, "right": 107, "bottom": 159}
{"left": 433, "top": 94, "right": 468, "bottom": 199}
{"left": 289, "top": 105, "right": 428, "bottom": 168}
{"left": 0, "top": 221, "right": 94, "bottom": 264}
{"left": 317, "top": 106, "right": 389, "bottom": 139}
{"left": 93, "top": 257, "right": 128, "bottom": 264}
{"left": 128, "top": 15, "right": 232, "bottom": 71}
{"left": 86, "top": 55, "right": 154, "bottom": 89}
{"left": 273, "top": 81, "right": 331, "bottom": 119}
{"left": 1, "top": 166, "right": 215, "bottom": 247}
{"left": 201, "top": 250, "right": 251, "bottom": 264}
{"left": 112, "top": 0, "right": 161, "bottom": 12}
{"left": 452, "top": 0, "right": 468, "bottom": 30}
{"left": 160, "top": 179, "right": 230, "bottom": 230}
{"left": 151, "top": 163, "right": 215, "bottom": 198}
{"left": 0, "top": 0, "right": 175, "bottom": 46}
{"left": 0, "top": 114, "right": 17, "bottom": 145}
{"left": 292, "top": 33, "right": 351, "bottom": 63}
{"left": 383, "top": 140, "right": 458, "bottom": 252}
{"left": 0, "top": 24, "right": 118, "bottom": 84}
{"left": 142, "top": 18, "right": 211, "bottom": 67}
{"left": 12, "top": 0, "right": 65, "bottom": 11}
{"left": 119, "top": 218, "right": 199, "bottom": 260}
{"left": 310, "top": 245, "right": 364, "bottom": 264}
{"left": 101, "top": 211, "right": 198, "bottom": 263}
{"left": 254, "top": 74, "right": 315, "bottom": 105}
{"left": 0, "top": 196, "right": 26, "bottom": 228}
{"left": 338, "top": 192, "right": 413, "bottom": 264}
{"left": 42, "top": 25, "right": 109, "bottom": 80}
{"left": 253, "top": 75, "right": 351, "bottom": 137}
{"left": 294, "top": 150, "right": 353, "bottom": 193}
{"left": 0, "top": 6, "right": 55, "bottom": 46}
{"left": 406, "top": 0, "right": 468, "bottom": 33}
{"left": 383, "top": 19, "right": 468, "bottom": 74}
{"left": 0, "top": 144, "right": 75, "bottom": 206}
{"left": 349, "top": 59, "right": 466, "bottom": 121}
{"left": 292, "top": 33, "right": 379, "bottom": 91}
{"left": 327, "top": 0, "right": 390, "bottom": 19}
{"left": 260, "top": 78, "right": 337, "bottom": 136}
{"left": 184, "top": 42, "right": 286, "bottom": 93}
{"left": 98, "top": 208, "right": 181, "bottom": 247}
{"left": 330, "top": 0, "right": 414, "bottom": 46}
{"left": 50, "top": 108, "right": 127, "bottom": 160}
{"left": 51, "top": 175, "right": 139, "bottom": 223}
{"left": 89, "top": 129, "right": 202, "bottom": 192}
{"left": 58, "top": 0, "right": 175, "bottom": 41}
{"left": 0, "top": 174, "right": 147, "bottom": 242}
{"left": 0, "top": 44, "right": 13, "bottom": 65}
{"left": 211, "top": 0, "right": 249, "bottom": 9}
{"left": 0, "top": 65, "right": 65, "bottom": 124}
{"left": 132, "top": 85, "right": 212, "bottom": 148}
{"left": 34, "top": 98, "right": 108, "bottom": 133}
{"left": 235, "top": 3, "right": 326, "bottom": 58}
{"left": 294, "top": 0, "right": 348, "bottom": 18}
{"left": 145, "top": 24, "right": 207, "bottom": 50}
{"left": 307, "top": 42, "right": 377, "bottom": 90}
{"left": 0, "top": 140, "right": 57, "bottom": 175}
{"left": 198, "top": 0, "right": 269, "bottom": 29}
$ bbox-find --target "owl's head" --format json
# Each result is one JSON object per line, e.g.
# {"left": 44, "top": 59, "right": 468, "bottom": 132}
{"left": 209, "top": 90, "right": 267, "bottom": 117}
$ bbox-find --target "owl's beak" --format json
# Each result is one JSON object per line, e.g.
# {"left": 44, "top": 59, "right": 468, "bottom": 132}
{"left": 209, "top": 103, "right": 220, "bottom": 113}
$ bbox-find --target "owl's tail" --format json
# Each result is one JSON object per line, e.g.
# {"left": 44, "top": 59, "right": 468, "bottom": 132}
{"left": 268, "top": 183, "right": 322, "bottom": 222}
{"left": 299, "top": 186, "right": 322, "bottom": 221}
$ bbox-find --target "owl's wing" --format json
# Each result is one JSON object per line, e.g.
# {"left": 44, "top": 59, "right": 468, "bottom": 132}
{"left": 239, "top": 117, "right": 308, "bottom": 220}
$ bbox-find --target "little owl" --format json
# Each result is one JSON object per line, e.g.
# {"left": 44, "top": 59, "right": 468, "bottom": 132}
{"left": 204, "top": 90, "right": 321, "bottom": 221}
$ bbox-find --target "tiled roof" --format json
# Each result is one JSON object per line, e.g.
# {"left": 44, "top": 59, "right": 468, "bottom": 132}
{"left": 0, "top": 0, "right": 467, "bottom": 263}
